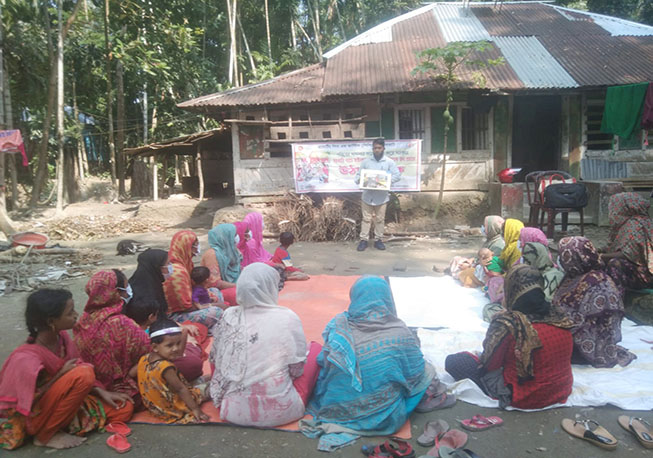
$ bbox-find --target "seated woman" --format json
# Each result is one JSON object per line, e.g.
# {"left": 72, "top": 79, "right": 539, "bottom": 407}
{"left": 602, "top": 192, "right": 653, "bottom": 294}
{"left": 307, "top": 276, "right": 440, "bottom": 436}
{"left": 201, "top": 224, "right": 241, "bottom": 306}
{"left": 209, "top": 263, "right": 320, "bottom": 427}
{"left": 521, "top": 242, "right": 563, "bottom": 301}
{"left": 129, "top": 248, "right": 172, "bottom": 318}
{"left": 483, "top": 215, "right": 506, "bottom": 256}
{"left": 74, "top": 270, "right": 150, "bottom": 401}
{"left": 552, "top": 237, "right": 636, "bottom": 368}
{"left": 0, "top": 289, "right": 132, "bottom": 450}
{"left": 446, "top": 265, "right": 575, "bottom": 410}
{"left": 448, "top": 215, "right": 505, "bottom": 279}
{"left": 164, "top": 230, "right": 222, "bottom": 328}
{"left": 241, "top": 212, "right": 271, "bottom": 267}
{"left": 518, "top": 227, "right": 549, "bottom": 256}
{"left": 486, "top": 218, "right": 525, "bottom": 303}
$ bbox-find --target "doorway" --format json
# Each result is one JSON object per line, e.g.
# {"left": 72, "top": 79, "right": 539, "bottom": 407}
{"left": 512, "top": 95, "right": 561, "bottom": 173}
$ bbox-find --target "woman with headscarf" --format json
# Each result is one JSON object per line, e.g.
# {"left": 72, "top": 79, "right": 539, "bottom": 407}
{"left": 446, "top": 265, "right": 575, "bottom": 409}
{"left": 552, "top": 237, "right": 636, "bottom": 368}
{"left": 483, "top": 215, "right": 506, "bottom": 256}
{"left": 486, "top": 218, "right": 526, "bottom": 303}
{"left": 74, "top": 270, "right": 150, "bottom": 399}
{"left": 518, "top": 227, "right": 549, "bottom": 255}
{"left": 233, "top": 221, "right": 249, "bottom": 262}
{"left": 307, "top": 277, "right": 441, "bottom": 435}
{"left": 0, "top": 288, "right": 133, "bottom": 450}
{"left": 448, "top": 215, "right": 506, "bottom": 282}
{"left": 201, "top": 224, "right": 241, "bottom": 306}
{"left": 602, "top": 192, "right": 653, "bottom": 294}
{"left": 521, "top": 242, "right": 564, "bottom": 301}
{"left": 163, "top": 230, "right": 222, "bottom": 328}
{"left": 128, "top": 249, "right": 171, "bottom": 317}
{"left": 500, "top": 219, "right": 526, "bottom": 267}
{"left": 241, "top": 212, "right": 272, "bottom": 267}
{"left": 209, "top": 263, "right": 320, "bottom": 427}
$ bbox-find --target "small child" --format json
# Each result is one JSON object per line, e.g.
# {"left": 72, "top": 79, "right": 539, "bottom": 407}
{"left": 473, "top": 247, "right": 504, "bottom": 284}
{"left": 456, "top": 248, "right": 504, "bottom": 288}
{"left": 124, "top": 297, "right": 158, "bottom": 331}
{"left": 137, "top": 318, "right": 209, "bottom": 424}
{"left": 269, "top": 232, "right": 309, "bottom": 281}
{"left": 191, "top": 266, "right": 227, "bottom": 310}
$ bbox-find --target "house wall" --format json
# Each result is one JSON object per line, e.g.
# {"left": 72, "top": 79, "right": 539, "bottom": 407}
{"left": 231, "top": 93, "right": 505, "bottom": 197}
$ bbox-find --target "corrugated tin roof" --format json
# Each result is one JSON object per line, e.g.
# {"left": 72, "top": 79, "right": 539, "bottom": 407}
{"left": 493, "top": 36, "right": 578, "bottom": 88}
{"left": 431, "top": 3, "right": 491, "bottom": 43}
{"left": 179, "top": 2, "right": 653, "bottom": 110}
{"left": 551, "top": 5, "right": 653, "bottom": 36}
{"left": 177, "top": 64, "right": 324, "bottom": 109}
{"left": 474, "top": 3, "right": 610, "bottom": 36}
{"left": 539, "top": 35, "right": 653, "bottom": 87}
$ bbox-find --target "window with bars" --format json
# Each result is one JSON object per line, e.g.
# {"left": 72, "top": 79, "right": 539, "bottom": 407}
{"left": 461, "top": 107, "right": 489, "bottom": 150}
{"left": 398, "top": 109, "right": 425, "bottom": 139}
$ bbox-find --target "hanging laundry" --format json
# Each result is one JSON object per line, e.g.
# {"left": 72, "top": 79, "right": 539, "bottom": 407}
{"left": 641, "top": 83, "right": 653, "bottom": 130}
{"left": 0, "top": 130, "right": 29, "bottom": 166}
{"left": 600, "top": 82, "right": 648, "bottom": 140}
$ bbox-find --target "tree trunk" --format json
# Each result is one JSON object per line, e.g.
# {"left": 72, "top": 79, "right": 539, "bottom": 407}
{"left": 290, "top": 4, "right": 297, "bottom": 49}
{"left": 226, "top": 0, "right": 238, "bottom": 86}
{"left": 130, "top": 157, "right": 151, "bottom": 197}
{"left": 116, "top": 41, "right": 126, "bottom": 197}
{"left": 5, "top": 67, "right": 17, "bottom": 210}
{"left": 236, "top": 11, "right": 256, "bottom": 77}
{"left": 264, "top": 0, "right": 272, "bottom": 61}
{"left": 434, "top": 103, "right": 451, "bottom": 220}
{"left": 196, "top": 145, "right": 204, "bottom": 201}
{"left": 152, "top": 156, "right": 158, "bottom": 201}
{"left": 308, "top": 0, "right": 323, "bottom": 59}
{"left": 30, "top": 4, "right": 56, "bottom": 208}
{"left": 103, "top": 0, "right": 117, "bottom": 186}
{"left": 55, "top": 0, "right": 65, "bottom": 214}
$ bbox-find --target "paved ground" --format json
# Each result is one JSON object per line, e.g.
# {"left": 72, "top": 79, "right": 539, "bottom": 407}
{"left": 1, "top": 228, "right": 649, "bottom": 457}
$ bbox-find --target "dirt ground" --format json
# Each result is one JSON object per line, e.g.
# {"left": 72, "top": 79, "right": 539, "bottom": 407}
{"left": 0, "top": 195, "right": 648, "bottom": 458}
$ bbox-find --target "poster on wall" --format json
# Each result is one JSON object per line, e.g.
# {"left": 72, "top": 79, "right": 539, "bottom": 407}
{"left": 291, "top": 140, "right": 421, "bottom": 193}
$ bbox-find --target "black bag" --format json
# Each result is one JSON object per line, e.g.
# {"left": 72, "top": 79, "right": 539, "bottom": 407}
{"left": 543, "top": 183, "right": 588, "bottom": 208}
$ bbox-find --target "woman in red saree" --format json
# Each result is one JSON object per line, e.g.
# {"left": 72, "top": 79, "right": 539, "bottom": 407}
{"left": 164, "top": 230, "right": 223, "bottom": 327}
{"left": 0, "top": 289, "right": 132, "bottom": 450}
{"left": 74, "top": 270, "right": 151, "bottom": 399}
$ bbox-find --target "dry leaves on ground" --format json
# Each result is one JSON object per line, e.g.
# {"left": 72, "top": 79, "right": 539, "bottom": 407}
{"left": 45, "top": 215, "right": 165, "bottom": 241}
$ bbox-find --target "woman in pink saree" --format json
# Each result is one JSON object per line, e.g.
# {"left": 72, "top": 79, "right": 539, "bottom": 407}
{"left": 241, "top": 212, "right": 271, "bottom": 267}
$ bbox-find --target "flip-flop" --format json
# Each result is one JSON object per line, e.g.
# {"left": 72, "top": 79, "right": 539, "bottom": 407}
{"left": 417, "top": 419, "right": 450, "bottom": 447}
{"left": 561, "top": 418, "right": 617, "bottom": 450}
{"left": 106, "top": 433, "right": 131, "bottom": 453}
{"left": 362, "top": 440, "right": 414, "bottom": 458}
{"left": 427, "top": 429, "right": 468, "bottom": 457}
{"left": 618, "top": 415, "right": 653, "bottom": 449}
{"left": 460, "top": 414, "right": 503, "bottom": 431}
{"left": 438, "top": 446, "right": 483, "bottom": 458}
{"left": 415, "top": 393, "right": 457, "bottom": 413}
{"left": 105, "top": 422, "right": 132, "bottom": 436}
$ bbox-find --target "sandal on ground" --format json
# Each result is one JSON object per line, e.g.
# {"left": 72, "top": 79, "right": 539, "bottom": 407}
{"left": 460, "top": 415, "right": 503, "bottom": 432}
{"left": 561, "top": 418, "right": 617, "bottom": 450}
{"left": 438, "top": 446, "right": 483, "bottom": 458}
{"left": 417, "top": 419, "right": 450, "bottom": 447}
{"left": 618, "top": 415, "right": 653, "bottom": 449}
{"left": 362, "top": 439, "right": 415, "bottom": 458}
{"left": 427, "top": 429, "right": 468, "bottom": 457}
{"left": 415, "top": 393, "right": 457, "bottom": 413}
{"left": 105, "top": 422, "right": 132, "bottom": 436}
{"left": 106, "top": 433, "right": 131, "bottom": 454}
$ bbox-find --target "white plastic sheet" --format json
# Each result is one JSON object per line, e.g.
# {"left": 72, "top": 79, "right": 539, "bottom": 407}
{"left": 390, "top": 276, "right": 653, "bottom": 411}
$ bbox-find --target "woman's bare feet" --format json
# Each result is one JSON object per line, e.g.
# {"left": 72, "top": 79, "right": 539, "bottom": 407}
{"left": 34, "top": 431, "right": 86, "bottom": 449}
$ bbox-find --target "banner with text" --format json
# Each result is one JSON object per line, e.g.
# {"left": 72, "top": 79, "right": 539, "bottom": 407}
{"left": 291, "top": 140, "right": 421, "bottom": 193}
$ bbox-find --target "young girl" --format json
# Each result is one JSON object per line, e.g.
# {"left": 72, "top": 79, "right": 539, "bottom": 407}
{"left": 268, "top": 232, "right": 309, "bottom": 281}
{"left": 137, "top": 318, "right": 209, "bottom": 424}
{"left": 0, "top": 289, "right": 132, "bottom": 450}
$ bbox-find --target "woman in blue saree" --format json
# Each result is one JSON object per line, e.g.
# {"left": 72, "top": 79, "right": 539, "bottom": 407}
{"left": 307, "top": 276, "right": 437, "bottom": 435}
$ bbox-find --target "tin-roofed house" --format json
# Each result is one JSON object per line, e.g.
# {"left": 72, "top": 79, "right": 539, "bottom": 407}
{"left": 178, "top": 1, "right": 653, "bottom": 223}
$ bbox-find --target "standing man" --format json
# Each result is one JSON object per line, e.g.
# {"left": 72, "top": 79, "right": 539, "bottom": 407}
{"left": 355, "top": 138, "right": 401, "bottom": 251}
